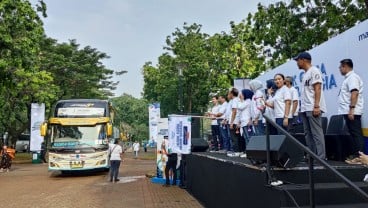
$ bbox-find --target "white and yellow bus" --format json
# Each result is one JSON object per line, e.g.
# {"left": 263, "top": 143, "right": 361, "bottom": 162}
{"left": 41, "top": 99, "right": 114, "bottom": 172}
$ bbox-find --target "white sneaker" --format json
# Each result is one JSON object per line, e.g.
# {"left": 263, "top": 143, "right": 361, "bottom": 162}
{"left": 227, "top": 152, "right": 236, "bottom": 157}
{"left": 234, "top": 152, "right": 241, "bottom": 157}
{"left": 227, "top": 152, "right": 241, "bottom": 157}
{"left": 240, "top": 153, "right": 247, "bottom": 158}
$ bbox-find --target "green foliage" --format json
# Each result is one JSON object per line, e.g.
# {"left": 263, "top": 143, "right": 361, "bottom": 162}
{"left": 39, "top": 38, "right": 118, "bottom": 99}
{"left": 111, "top": 94, "right": 149, "bottom": 142}
{"left": 0, "top": 0, "right": 56, "bottom": 144}
{"left": 142, "top": 1, "right": 368, "bottom": 116}
{"left": 143, "top": 23, "right": 265, "bottom": 116}
{"left": 250, "top": 0, "right": 368, "bottom": 68}
{"left": 0, "top": 0, "right": 122, "bottom": 144}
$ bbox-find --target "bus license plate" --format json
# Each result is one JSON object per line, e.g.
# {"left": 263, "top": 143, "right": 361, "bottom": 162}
{"left": 70, "top": 161, "right": 84, "bottom": 169}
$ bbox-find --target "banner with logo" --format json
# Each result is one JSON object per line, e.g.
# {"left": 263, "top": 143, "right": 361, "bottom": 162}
{"left": 168, "top": 115, "right": 191, "bottom": 154}
{"left": 30, "top": 103, "right": 45, "bottom": 151}
{"left": 148, "top": 103, "right": 160, "bottom": 143}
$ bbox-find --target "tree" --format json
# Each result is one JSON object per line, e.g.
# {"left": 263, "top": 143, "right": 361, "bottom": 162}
{"left": 111, "top": 94, "right": 149, "bottom": 142}
{"left": 249, "top": 0, "right": 368, "bottom": 68}
{"left": 39, "top": 38, "right": 119, "bottom": 100}
{"left": 0, "top": 0, "right": 58, "bottom": 143}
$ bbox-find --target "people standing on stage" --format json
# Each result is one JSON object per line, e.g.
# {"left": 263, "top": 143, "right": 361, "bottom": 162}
{"left": 264, "top": 79, "right": 278, "bottom": 135}
{"left": 226, "top": 88, "right": 241, "bottom": 157}
{"left": 337, "top": 59, "right": 365, "bottom": 163}
{"left": 265, "top": 73, "right": 292, "bottom": 133}
{"left": 285, "top": 76, "right": 300, "bottom": 125}
{"left": 249, "top": 80, "right": 266, "bottom": 136}
{"left": 294, "top": 51, "right": 326, "bottom": 159}
{"left": 237, "top": 89, "right": 254, "bottom": 157}
{"left": 209, "top": 96, "right": 220, "bottom": 151}
{"left": 216, "top": 95, "right": 229, "bottom": 153}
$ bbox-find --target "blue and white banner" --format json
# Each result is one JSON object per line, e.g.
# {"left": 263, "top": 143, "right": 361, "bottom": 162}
{"left": 30, "top": 103, "right": 45, "bottom": 151}
{"left": 148, "top": 103, "right": 160, "bottom": 143}
{"left": 168, "top": 115, "right": 191, "bottom": 154}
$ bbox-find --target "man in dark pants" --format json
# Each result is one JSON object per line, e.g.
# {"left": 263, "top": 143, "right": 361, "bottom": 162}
{"left": 164, "top": 153, "right": 178, "bottom": 186}
{"left": 226, "top": 88, "right": 241, "bottom": 157}
{"left": 337, "top": 59, "right": 365, "bottom": 163}
{"left": 40, "top": 142, "right": 47, "bottom": 163}
{"left": 294, "top": 52, "right": 326, "bottom": 159}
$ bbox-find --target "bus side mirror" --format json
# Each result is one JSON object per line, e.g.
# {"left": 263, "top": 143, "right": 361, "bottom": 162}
{"left": 40, "top": 122, "right": 48, "bottom": 137}
{"left": 107, "top": 123, "right": 113, "bottom": 137}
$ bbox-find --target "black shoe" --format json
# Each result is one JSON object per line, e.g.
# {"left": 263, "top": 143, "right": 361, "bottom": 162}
{"left": 172, "top": 183, "right": 177, "bottom": 186}
{"left": 115, "top": 179, "right": 120, "bottom": 182}
{"left": 162, "top": 184, "right": 170, "bottom": 187}
{"left": 110, "top": 179, "right": 113, "bottom": 182}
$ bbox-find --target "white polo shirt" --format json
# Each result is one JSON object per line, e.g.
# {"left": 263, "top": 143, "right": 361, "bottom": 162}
{"left": 237, "top": 99, "right": 252, "bottom": 127}
{"left": 211, "top": 104, "right": 220, "bottom": 125}
{"left": 338, "top": 71, "right": 364, "bottom": 115}
{"left": 270, "top": 85, "right": 292, "bottom": 119}
{"left": 229, "top": 97, "right": 240, "bottom": 125}
{"left": 289, "top": 86, "right": 299, "bottom": 116}
{"left": 218, "top": 101, "right": 227, "bottom": 119}
{"left": 300, "top": 66, "right": 327, "bottom": 113}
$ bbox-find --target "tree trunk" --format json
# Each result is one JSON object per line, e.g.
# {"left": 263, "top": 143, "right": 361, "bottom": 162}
{"left": 366, "top": 0, "right": 368, "bottom": 13}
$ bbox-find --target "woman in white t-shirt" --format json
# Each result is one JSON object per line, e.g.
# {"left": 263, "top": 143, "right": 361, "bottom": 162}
{"left": 265, "top": 73, "right": 292, "bottom": 132}
{"left": 237, "top": 89, "right": 254, "bottom": 152}
{"left": 109, "top": 140, "right": 123, "bottom": 182}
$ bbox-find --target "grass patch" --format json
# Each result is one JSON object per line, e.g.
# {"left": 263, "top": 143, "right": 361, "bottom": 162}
{"left": 14, "top": 152, "right": 32, "bottom": 161}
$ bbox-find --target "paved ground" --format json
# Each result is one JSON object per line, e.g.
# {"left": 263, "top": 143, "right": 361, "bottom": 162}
{"left": 0, "top": 150, "right": 203, "bottom": 208}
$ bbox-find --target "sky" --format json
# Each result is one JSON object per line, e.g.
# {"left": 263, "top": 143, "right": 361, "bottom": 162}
{"left": 38, "top": 0, "right": 273, "bottom": 98}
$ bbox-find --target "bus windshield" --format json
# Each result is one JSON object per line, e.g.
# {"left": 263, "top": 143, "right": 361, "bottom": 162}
{"left": 50, "top": 124, "right": 107, "bottom": 149}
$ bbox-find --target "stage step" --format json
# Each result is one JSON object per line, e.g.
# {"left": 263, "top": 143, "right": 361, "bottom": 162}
{"left": 273, "top": 165, "right": 367, "bottom": 184}
{"left": 282, "top": 203, "right": 368, "bottom": 208}
{"left": 278, "top": 182, "right": 368, "bottom": 207}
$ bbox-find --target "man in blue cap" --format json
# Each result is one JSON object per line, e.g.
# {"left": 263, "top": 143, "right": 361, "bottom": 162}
{"left": 294, "top": 52, "right": 326, "bottom": 160}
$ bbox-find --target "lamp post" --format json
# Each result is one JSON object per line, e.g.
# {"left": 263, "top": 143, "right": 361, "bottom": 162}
{"left": 177, "top": 64, "right": 184, "bottom": 114}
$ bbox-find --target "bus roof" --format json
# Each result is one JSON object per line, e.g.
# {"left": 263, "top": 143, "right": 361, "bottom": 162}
{"left": 55, "top": 99, "right": 109, "bottom": 104}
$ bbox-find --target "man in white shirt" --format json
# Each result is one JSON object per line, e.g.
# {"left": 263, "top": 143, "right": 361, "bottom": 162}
{"left": 216, "top": 95, "right": 229, "bottom": 153}
{"left": 109, "top": 140, "right": 123, "bottom": 182}
{"left": 209, "top": 96, "right": 220, "bottom": 151}
{"left": 294, "top": 52, "right": 326, "bottom": 159}
{"left": 226, "top": 88, "right": 241, "bottom": 157}
{"left": 337, "top": 59, "right": 365, "bottom": 161}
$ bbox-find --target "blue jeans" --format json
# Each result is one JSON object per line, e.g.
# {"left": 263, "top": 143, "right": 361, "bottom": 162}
{"left": 242, "top": 126, "right": 253, "bottom": 147}
{"left": 110, "top": 160, "right": 121, "bottom": 181}
{"left": 253, "top": 120, "right": 265, "bottom": 136}
{"left": 275, "top": 118, "right": 290, "bottom": 134}
{"left": 220, "top": 124, "right": 232, "bottom": 151}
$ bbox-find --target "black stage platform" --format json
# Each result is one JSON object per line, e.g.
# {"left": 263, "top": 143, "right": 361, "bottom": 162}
{"left": 186, "top": 152, "right": 368, "bottom": 208}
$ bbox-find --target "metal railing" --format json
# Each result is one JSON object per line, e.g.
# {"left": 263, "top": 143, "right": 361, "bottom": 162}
{"left": 262, "top": 114, "right": 368, "bottom": 208}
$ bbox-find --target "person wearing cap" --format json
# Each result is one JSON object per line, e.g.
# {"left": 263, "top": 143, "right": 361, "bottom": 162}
{"left": 337, "top": 59, "right": 364, "bottom": 163}
{"left": 294, "top": 52, "right": 327, "bottom": 159}
{"left": 284, "top": 76, "right": 300, "bottom": 123}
